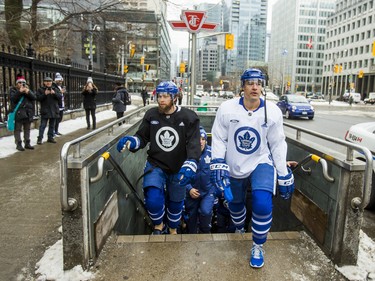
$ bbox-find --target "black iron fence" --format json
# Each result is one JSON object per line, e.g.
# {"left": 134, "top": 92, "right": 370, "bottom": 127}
{"left": 0, "top": 44, "right": 125, "bottom": 123}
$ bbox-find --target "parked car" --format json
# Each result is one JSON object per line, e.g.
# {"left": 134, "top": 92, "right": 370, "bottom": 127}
{"left": 364, "top": 92, "right": 375, "bottom": 105}
{"left": 276, "top": 94, "right": 314, "bottom": 120}
{"left": 343, "top": 92, "right": 361, "bottom": 103}
{"left": 344, "top": 122, "right": 375, "bottom": 209}
{"left": 310, "top": 92, "right": 325, "bottom": 100}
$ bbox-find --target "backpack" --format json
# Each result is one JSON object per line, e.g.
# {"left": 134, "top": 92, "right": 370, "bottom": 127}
{"left": 124, "top": 91, "right": 131, "bottom": 105}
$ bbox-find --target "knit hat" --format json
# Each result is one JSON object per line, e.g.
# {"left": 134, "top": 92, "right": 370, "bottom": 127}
{"left": 87, "top": 77, "right": 93, "bottom": 84}
{"left": 200, "top": 126, "right": 207, "bottom": 140}
{"left": 55, "top": 72, "right": 63, "bottom": 82}
{"left": 16, "top": 74, "right": 26, "bottom": 84}
{"left": 44, "top": 76, "right": 53, "bottom": 82}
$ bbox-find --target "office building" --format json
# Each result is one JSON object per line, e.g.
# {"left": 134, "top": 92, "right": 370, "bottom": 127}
{"left": 322, "top": 0, "right": 375, "bottom": 100}
{"left": 268, "top": 0, "right": 335, "bottom": 95}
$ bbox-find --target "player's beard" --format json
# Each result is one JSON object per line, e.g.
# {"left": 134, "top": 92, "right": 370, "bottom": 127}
{"left": 158, "top": 98, "right": 175, "bottom": 114}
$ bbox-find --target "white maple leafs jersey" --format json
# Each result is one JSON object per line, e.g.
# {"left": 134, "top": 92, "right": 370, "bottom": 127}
{"left": 211, "top": 97, "right": 289, "bottom": 179}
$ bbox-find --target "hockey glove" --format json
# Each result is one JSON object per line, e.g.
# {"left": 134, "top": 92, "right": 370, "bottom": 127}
{"left": 117, "top": 135, "right": 140, "bottom": 152}
{"left": 277, "top": 167, "right": 295, "bottom": 200}
{"left": 178, "top": 159, "right": 198, "bottom": 186}
{"left": 210, "top": 158, "right": 233, "bottom": 203}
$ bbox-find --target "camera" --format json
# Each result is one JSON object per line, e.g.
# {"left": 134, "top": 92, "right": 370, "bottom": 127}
{"left": 22, "top": 82, "right": 26, "bottom": 87}
{"left": 47, "top": 87, "right": 52, "bottom": 90}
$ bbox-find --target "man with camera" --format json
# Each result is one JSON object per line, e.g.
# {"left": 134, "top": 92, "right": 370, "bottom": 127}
{"left": 36, "top": 76, "right": 62, "bottom": 144}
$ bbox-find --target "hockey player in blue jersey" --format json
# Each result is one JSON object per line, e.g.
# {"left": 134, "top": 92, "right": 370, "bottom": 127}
{"left": 210, "top": 68, "right": 295, "bottom": 268}
{"left": 184, "top": 126, "right": 215, "bottom": 234}
{"left": 117, "top": 81, "right": 201, "bottom": 235}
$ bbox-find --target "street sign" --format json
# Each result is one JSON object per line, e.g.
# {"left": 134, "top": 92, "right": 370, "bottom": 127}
{"left": 169, "top": 10, "right": 218, "bottom": 33}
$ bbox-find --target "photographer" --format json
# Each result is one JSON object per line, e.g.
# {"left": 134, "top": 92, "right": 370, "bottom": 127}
{"left": 36, "top": 76, "right": 62, "bottom": 144}
{"left": 9, "top": 74, "right": 36, "bottom": 151}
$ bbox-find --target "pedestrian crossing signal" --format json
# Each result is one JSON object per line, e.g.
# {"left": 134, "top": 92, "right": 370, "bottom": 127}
{"left": 123, "top": 65, "right": 128, "bottom": 74}
{"left": 358, "top": 70, "right": 364, "bottom": 78}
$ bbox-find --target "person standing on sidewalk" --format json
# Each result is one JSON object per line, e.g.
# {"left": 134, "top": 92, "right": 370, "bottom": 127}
{"left": 36, "top": 76, "right": 62, "bottom": 144}
{"left": 53, "top": 72, "right": 65, "bottom": 136}
{"left": 81, "top": 77, "right": 98, "bottom": 130}
{"left": 112, "top": 82, "right": 129, "bottom": 124}
{"left": 210, "top": 68, "right": 294, "bottom": 268}
{"left": 9, "top": 74, "right": 37, "bottom": 151}
{"left": 141, "top": 86, "right": 148, "bottom": 107}
{"left": 116, "top": 81, "right": 201, "bottom": 235}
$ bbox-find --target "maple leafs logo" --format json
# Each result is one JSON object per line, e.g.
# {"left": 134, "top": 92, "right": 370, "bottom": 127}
{"left": 160, "top": 130, "right": 174, "bottom": 148}
{"left": 234, "top": 127, "right": 261, "bottom": 155}
{"left": 156, "top": 126, "right": 179, "bottom": 152}
{"left": 238, "top": 131, "right": 255, "bottom": 150}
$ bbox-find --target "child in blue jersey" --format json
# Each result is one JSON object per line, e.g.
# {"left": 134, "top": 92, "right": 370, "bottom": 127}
{"left": 184, "top": 126, "right": 215, "bottom": 234}
{"left": 210, "top": 68, "right": 295, "bottom": 268}
{"left": 117, "top": 81, "right": 201, "bottom": 235}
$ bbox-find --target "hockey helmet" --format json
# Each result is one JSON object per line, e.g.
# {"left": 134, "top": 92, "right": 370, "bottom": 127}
{"left": 240, "top": 68, "right": 265, "bottom": 86}
{"left": 156, "top": 81, "right": 178, "bottom": 98}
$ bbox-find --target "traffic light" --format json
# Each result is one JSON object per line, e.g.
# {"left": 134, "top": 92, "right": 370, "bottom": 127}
{"left": 287, "top": 81, "right": 291, "bottom": 87}
{"left": 130, "top": 44, "right": 136, "bottom": 58}
{"left": 185, "top": 64, "right": 188, "bottom": 73}
{"left": 339, "top": 65, "right": 343, "bottom": 73}
{"left": 140, "top": 56, "right": 144, "bottom": 65}
{"left": 372, "top": 41, "right": 375, "bottom": 56}
{"left": 145, "top": 64, "right": 151, "bottom": 71}
{"left": 123, "top": 65, "right": 128, "bottom": 74}
{"left": 358, "top": 70, "right": 364, "bottom": 78}
{"left": 225, "top": 33, "right": 234, "bottom": 50}
{"left": 180, "top": 62, "right": 185, "bottom": 73}
{"left": 333, "top": 64, "right": 338, "bottom": 73}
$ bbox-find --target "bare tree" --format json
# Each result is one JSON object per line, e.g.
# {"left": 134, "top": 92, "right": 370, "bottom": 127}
{"left": 3, "top": 0, "right": 126, "bottom": 55}
{"left": 4, "top": 0, "right": 24, "bottom": 49}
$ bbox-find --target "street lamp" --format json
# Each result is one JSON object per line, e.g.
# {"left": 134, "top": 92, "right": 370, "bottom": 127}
{"left": 88, "top": 17, "right": 100, "bottom": 71}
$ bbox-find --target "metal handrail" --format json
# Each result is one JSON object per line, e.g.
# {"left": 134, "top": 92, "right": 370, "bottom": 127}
{"left": 284, "top": 122, "right": 373, "bottom": 209}
{"left": 295, "top": 154, "right": 335, "bottom": 182}
{"left": 60, "top": 106, "right": 149, "bottom": 211}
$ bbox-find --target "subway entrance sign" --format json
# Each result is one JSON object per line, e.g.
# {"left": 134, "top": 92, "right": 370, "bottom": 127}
{"left": 169, "top": 10, "right": 218, "bottom": 33}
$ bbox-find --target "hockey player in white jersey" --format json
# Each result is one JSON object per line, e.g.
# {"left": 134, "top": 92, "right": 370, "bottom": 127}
{"left": 210, "top": 68, "right": 295, "bottom": 268}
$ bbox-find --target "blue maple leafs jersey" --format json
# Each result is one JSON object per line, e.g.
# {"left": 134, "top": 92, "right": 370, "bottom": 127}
{"left": 211, "top": 97, "right": 289, "bottom": 178}
{"left": 135, "top": 106, "right": 201, "bottom": 174}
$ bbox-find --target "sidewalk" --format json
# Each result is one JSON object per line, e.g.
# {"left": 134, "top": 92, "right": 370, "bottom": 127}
{"left": 0, "top": 100, "right": 140, "bottom": 280}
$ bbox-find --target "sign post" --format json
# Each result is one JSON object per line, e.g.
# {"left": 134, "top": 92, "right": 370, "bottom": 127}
{"left": 169, "top": 10, "right": 218, "bottom": 105}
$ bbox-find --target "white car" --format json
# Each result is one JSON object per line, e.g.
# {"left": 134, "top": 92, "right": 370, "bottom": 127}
{"left": 345, "top": 122, "right": 375, "bottom": 209}
{"left": 364, "top": 92, "right": 375, "bottom": 105}
{"left": 264, "top": 92, "right": 279, "bottom": 102}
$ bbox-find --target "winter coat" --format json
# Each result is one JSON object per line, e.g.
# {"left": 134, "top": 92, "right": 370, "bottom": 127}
{"left": 186, "top": 144, "right": 214, "bottom": 197}
{"left": 141, "top": 89, "right": 148, "bottom": 99}
{"left": 9, "top": 86, "right": 36, "bottom": 122}
{"left": 81, "top": 87, "right": 97, "bottom": 109}
{"left": 112, "top": 87, "right": 128, "bottom": 113}
{"left": 36, "top": 85, "right": 62, "bottom": 119}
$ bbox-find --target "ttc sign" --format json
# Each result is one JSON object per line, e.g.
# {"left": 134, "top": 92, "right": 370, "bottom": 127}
{"left": 169, "top": 10, "right": 218, "bottom": 33}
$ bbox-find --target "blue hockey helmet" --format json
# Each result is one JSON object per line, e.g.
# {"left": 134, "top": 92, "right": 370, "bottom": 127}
{"left": 156, "top": 81, "right": 178, "bottom": 98}
{"left": 240, "top": 68, "right": 266, "bottom": 86}
{"left": 199, "top": 126, "right": 207, "bottom": 140}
